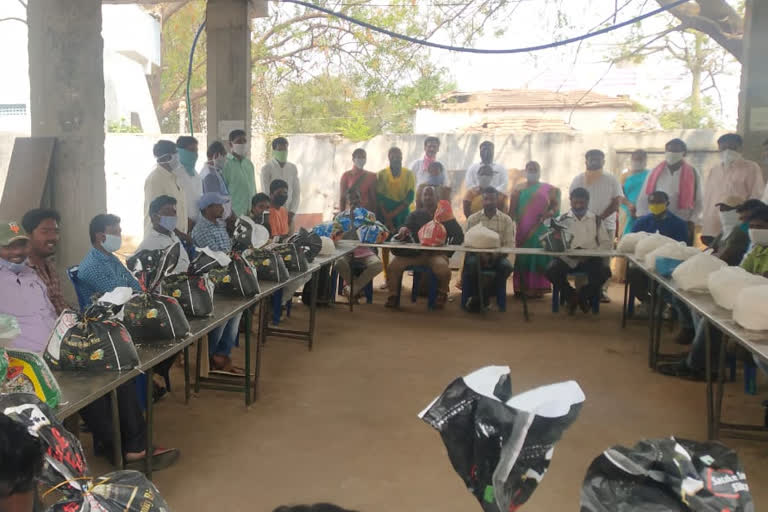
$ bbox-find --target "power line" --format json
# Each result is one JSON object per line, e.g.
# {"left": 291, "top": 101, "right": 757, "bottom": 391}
{"left": 280, "top": 0, "right": 689, "bottom": 54}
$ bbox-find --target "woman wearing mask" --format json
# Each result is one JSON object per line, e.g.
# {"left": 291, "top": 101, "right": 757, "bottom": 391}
{"left": 462, "top": 165, "right": 508, "bottom": 218}
{"left": 339, "top": 148, "right": 377, "bottom": 212}
{"left": 508, "top": 161, "right": 560, "bottom": 298}
{"left": 619, "top": 150, "right": 650, "bottom": 235}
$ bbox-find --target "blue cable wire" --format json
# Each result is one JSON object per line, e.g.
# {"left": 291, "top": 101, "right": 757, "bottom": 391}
{"left": 186, "top": 20, "right": 206, "bottom": 136}
{"left": 280, "top": 0, "right": 689, "bottom": 54}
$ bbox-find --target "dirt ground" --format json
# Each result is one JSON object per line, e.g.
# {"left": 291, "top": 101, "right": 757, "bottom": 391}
{"left": 88, "top": 281, "right": 768, "bottom": 511}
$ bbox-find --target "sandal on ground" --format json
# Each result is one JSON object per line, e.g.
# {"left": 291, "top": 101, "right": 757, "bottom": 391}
{"left": 210, "top": 355, "right": 245, "bottom": 375}
{"left": 125, "top": 447, "right": 180, "bottom": 472}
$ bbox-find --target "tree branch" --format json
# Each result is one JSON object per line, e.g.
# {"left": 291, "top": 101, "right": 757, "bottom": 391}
{"left": 656, "top": 0, "right": 743, "bottom": 61}
{"left": 0, "top": 17, "right": 26, "bottom": 25}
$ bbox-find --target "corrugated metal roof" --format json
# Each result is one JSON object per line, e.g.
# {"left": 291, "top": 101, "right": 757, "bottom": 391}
{"left": 437, "top": 89, "right": 633, "bottom": 110}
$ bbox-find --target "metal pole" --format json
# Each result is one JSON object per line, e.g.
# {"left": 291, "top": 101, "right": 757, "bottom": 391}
{"left": 145, "top": 367, "right": 154, "bottom": 478}
{"left": 109, "top": 388, "right": 123, "bottom": 470}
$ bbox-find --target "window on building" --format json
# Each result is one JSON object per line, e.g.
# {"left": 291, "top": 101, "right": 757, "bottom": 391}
{"left": 0, "top": 104, "right": 27, "bottom": 117}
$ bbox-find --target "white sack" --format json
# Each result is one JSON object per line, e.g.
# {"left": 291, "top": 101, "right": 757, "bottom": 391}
{"left": 671, "top": 252, "right": 727, "bottom": 291}
{"left": 465, "top": 225, "right": 500, "bottom": 249}
{"left": 733, "top": 285, "right": 768, "bottom": 330}
{"left": 709, "top": 267, "right": 768, "bottom": 310}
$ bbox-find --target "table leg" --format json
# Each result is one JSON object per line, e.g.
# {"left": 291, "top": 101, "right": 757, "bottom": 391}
{"left": 476, "top": 256, "right": 485, "bottom": 312}
{"left": 183, "top": 346, "right": 190, "bottom": 405}
{"left": 349, "top": 265, "right": 355, "bottom": 313}
{"left": 714, "top": 334, "right": 728, "bottom": 440}
{"left": 194, "top": 339, "right": 202, "bottom": 394}
{"left": 648, "top": 280, "right": 657, "bottom": 369}
{"left": 621, "top": 277, "right": 630, "bottom": 329}
{"left": 109, "top": 388, "right": 123, "bottom": 470}
{"left": 515, "top": 259, "right": 530, "bottom": 321}
{"left": 308, "top": 270, "right": 320, "bottom": 351}
{"left": 652, "top": 288, "right": 664, "bottom": 368}
{"left": 704, "top": 319, "right": 716, "bottom": 440}
{"left": 254, "top": 301, "right": 266, "bottom": 399}
{"left": 145, "top": 367, "right": 154, "bottom": 479}
{"left": 244, "top": 305, "right": 253, "bottom": 406}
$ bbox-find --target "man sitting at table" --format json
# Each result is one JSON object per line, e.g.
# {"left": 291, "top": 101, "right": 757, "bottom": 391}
{"left": 625, "top": 190, "right": 690, "bottom": 313}
{"left": 135, "top": 195, "right": 190, "bottom": 273}
{"left": 333, "top": 187, "right": 383, "bottom": 302}
{"left": 76, "top": 214, "right": 179, "bottom": 470}
{"left": 711, "top": 198, "right": 763, "bottom": 265}
{"left": 545, "top": 187, "right": 612, "bottom": 314}
{"left": 250, "top": 192, "right": 272, "bottom": 236}
{"left": 659, "top": 206, "right": 768, "bottom": 381}
{"left": 385, "top": 185, "right": 463, "bottom": 309}
{"left": 268, "top": 179, "right": 292, "bottom": 238}
{"left": 463, "top": 187, "right": 516, "bottom": 312}
{"left": 191, "top": 192, "right": 244, "bottom": 374}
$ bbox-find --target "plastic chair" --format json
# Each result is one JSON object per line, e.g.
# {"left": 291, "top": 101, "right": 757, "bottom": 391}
{"left": 330, "top": 269, "right": 374, "bottom": 304}
{"left": 66, "top": 266, "right": 90, "bottom": 312}
{"left": 393, "top": 265, "right": 437, "bottom": 310}
{"left": 460, "top": 269, "right": 507, "bottom": 312}
{"left": 552, "top": 272, "right": 600, "bottom": 314}
{"left": 271, "top": 290, "right": 292, "bottom": 325}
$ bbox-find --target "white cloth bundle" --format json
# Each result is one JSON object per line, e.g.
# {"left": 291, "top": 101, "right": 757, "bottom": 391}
{"left": 465, "top": 224, "right": 501, "bottom": 249}
{"left": 709, "top": 267, "right": 768, "bottom": 310}
{"left": 634, "top": 233, "right": 679, "bottom": 260}
{"left": 671, "top": 252, "right": 727, "bottom": 291}
{"left": 734, "top": 285, "right": 768, "bottom": 330}
{"left": 318, "top": 236, "right": 336, "bottom": 256}
{"left": 643, "top": 242, "right": 700, "bottom": 269}
{"left": 617, "top": 231, "right": 649, "bottom": 254}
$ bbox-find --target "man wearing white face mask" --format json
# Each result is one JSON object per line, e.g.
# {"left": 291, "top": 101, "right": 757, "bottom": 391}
{"left": 635, "top": 139, "right": 702, "bottom": 244}
{"left": 77, "top": 214, "right": 142, "bottom": 303}
{"left": 701, "top": 133, "right": 764, "bottom": 245}
{"left": 144, "top": 139, "right": 189, "bottom": 236}
{"left": 260, "top": 136, "right": 301, "bottom": 225}
{"left": 134, "top": 195, "right": 190, "bottom": 274}
{"left": 221, "top": 129, "right": 257, "bottom": 217}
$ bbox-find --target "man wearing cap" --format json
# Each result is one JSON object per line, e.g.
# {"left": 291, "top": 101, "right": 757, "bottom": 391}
{"left": 190, "top": 192, "right": 242, "bottom": 373}
{"left": 191, "top": 192, "right": 231, "bottom": 253}
{"left": 135, "top": 195, "right": 190, "bottom": 274}
{"left": 144, "top": 139, "right": 189, "bottom": 236}
{"left": 0, "top": 221, "right": 57, "bottom": 353}
{"left": 709, "top": 196, "right": 753, "bottom": 266}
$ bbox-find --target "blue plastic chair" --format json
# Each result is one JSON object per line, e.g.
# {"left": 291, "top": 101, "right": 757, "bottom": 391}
{"left": 66, "top": 266, "right": 90, "bottom": 312}
{"left": 552, "top": 272, "right": 600, "bottom": 314}
{"left": 330, "top": 269, "right": 374, "bottom": 304}
{"left": 460, "top": 269, "right": 507, "bottom": 312}
{"left": 393, "top": 266, "right": 438, "bottom": 310}
{"left": 271, "top": 290, "right": 292, "bottom": 325}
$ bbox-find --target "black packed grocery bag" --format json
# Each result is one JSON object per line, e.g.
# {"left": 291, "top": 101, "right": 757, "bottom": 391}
{"left": 44, "top": 305, "right": 139, "bottom": 371}
{"left": 419, "top": 366, "right": 585, "bottom": 512}
{"left": 47, "top": 470, "right": 170, "bottom": 512}
{"left": 271, "top": 242, "right": 308, "bottom": 272}
{"left": 1, "top": 394, "right": 88, "bottom": 494}
{"left": 580, "top": 437, "right": 754, "bottom": 512}
{"left": 121, "top": 292, "right": 191, "bottom": 343}
{"left": 245, "top": 248, "right": 289, "bottom": 283}
{"left": 209, "top": 251, "right": 260, "bottom": 297}
{"left": 161, "top": 273, "right": 215, "bottom": 317}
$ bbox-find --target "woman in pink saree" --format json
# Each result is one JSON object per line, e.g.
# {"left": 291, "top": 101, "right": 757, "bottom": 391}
{"left": 509, "top": 161, "right": 560, "bottom": 298}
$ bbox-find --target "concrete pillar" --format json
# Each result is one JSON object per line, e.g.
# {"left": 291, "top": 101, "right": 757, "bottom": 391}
{"left": 206, "top": 0, "right": 251, "bottom": 144}
{"left": 27, "top": 0, "right": 106, "bottom": 277}
{"left": 738, "top": 0, "right": 768, "bottom": 164}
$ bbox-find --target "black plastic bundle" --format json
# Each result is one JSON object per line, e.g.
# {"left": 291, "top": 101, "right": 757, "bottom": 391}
{"left": 245, "top": 248, "right": 290, "bottom": 282}
{"left": 581, "top": 437, "right": 754, "bottom": 512}
{"left": 232, "top": 215, "right": 270, "bottom": 252}
{"left": 44, "top": 305, "right": 139, "bottom": 371}
{"left": 47, "top": 470, "right": 170, "bottom": 512}
{"left": 271, "top": 242, "right": 308, "bottom": 272}
{"left": 160, "top": 249, "right": 227, "bottom": 318}
{"left": 288, "top": 227, "right": 323, "bottom": 262}
{"left": 209, "top": 251, "right": 261, "bottom": 297}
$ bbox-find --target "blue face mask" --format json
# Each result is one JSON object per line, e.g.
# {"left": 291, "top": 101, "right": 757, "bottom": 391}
{"left": 177, "top": 147, "right": 198, "bottom": 177}
{"left": 159, "top": 216, "right": 177, "bottom": 232}
{"left": 572, "top": 207, "right": 588, "bottom": 217}
{"left": 102, "top": 234, "right": 122, "bottom": 253}
{"left": 0, "top": 257, "right": 27, "bottom": 274}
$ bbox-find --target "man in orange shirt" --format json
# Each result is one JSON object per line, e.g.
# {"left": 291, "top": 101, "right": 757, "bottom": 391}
{"left": 268, "top": 179, "right": 291, "bottom": 237}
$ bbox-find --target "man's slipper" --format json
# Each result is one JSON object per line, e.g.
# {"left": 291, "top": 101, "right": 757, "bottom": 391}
{"left": 125, "top": 447, "right": 180, "bottom": 472}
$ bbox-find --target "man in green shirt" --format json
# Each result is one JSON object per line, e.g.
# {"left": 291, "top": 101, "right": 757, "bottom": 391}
{"left": 221, "top": 129, "right": 256, "bottom": 217}
{"left": 741, "top": 206, "right": 768, "bottom": 276}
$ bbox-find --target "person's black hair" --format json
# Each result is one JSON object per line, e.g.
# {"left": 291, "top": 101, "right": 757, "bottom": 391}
{"left": 747, "top": 206, "right": 768, "bottom": 223}
{"left": 570, "top": 187, "right": 590, "bottom": 201}
{"left": 273, "top": 504, "right": 359, "bottom": 512}
{"left": 480, "top": 140, "right": 493, "bottom": 148}
{"left": 737, "top": 199, "right": 767, "bottom": 213}
{"left": 631, "top": 149, "right": 647, "bottom": 159}
{"left": 176, "top": 136, "right": 198, "bottom": 149}
{"left": 270, "top": 179, "right": 289, "bottom": 194}
{"left": 649, "top": 190, "right": 669, "bottom": 203}
{"left": 89, "top": 214, "right": 120, "bottom": 243}
{"left": 228, "top": 129, "right": 246, "bottom": 142}
{"left": 0, "top": 414, "right": 44, "bottom": 498}
{"left": 272, "top": 137, "right": 289, "bottom": 149}
{"left": 352, "top": 148, "right": 366, "bottom": 158}
{"left": 148, "top": 195, "right": 177, "bottom": 217}
{"left": 428, "top": 161, "right": 444, "bottom": 173}
{"left": 388, "top": 146, "right": 402, "bottom": 157}
{"left": 251, "top": 193, "right": 271, "bottom": 206}
{"left": 481, "top": 186, "right": 498, "bottom": 196}
{"left": 153, "top": 139, "right": 176, "bottom": 158}
{"left": 665, "top": 138, "right": 688, "bottom": 152}
{"left": 424, "top": 136, "right": 440, "bottom": 147}
{"left": 585, "top": 149, "right": 604, "bottom": 159}
{"left": 21, "top": 208, "right": 61, "bottom": 234}
{"left": 207, "top": 141, "right": 227, "bottom": 159}
{"left": 717, "top": 133, "right": 743, "bottom": 147}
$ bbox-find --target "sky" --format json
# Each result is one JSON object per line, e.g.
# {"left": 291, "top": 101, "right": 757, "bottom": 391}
{"left": 428, "top": 0, "right": 742, "bottom": 128}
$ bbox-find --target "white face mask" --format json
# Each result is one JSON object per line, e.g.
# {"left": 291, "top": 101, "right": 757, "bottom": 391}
{"left": 102, "top": 233, "right": 122, "bottom": 253}
{"left": 232, "top": 143, "right": 247, "bottom": 156}
{"left": 665, "top": 152, "right": 684, "bottom": 166}
{"left": 353, "top": 158, "right": 366, "bottom": 170}
{"left": 719, "top": 209, "right": 741, "bottom": 235}
{"left": 748, "top": 228, "right": 768, "bottom": 246}
{"left": 630, "top": 160, "right": 645, "bottom": 172}
{"left": 213, "top": 155, "right": 226, "bottom": 169}
{"left": 721, "top": 149, "right": 741, "bottom": 167}
{"left": 158, "top": 153, "right": 180, "bottom": 170}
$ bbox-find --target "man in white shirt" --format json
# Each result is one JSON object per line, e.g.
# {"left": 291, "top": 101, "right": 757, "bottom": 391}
{"left": 545, "top": 187, "right": 612, "bottom": 314}
{"left": 464, "top": 140, "right": 508, "bottom": 194}
{"left": 635, "top": 138, "right": 703, "bottom": 243}
{"left": 144, "top": 140, "right": 189, "bottom": 236}
{"left": 410, "top": 136, "right": 441, "bottom": 186}
{"left": 175, "top": 136, "right": 203, "bottom": 230}
{"left": 135, "top": 195, "right": 190, "bottom": 274}
{"left": 260, "top": 136, "right": 301, "bottom": 225}
{"left": 569, "top": 149, "right": 623, "bottom": 237}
